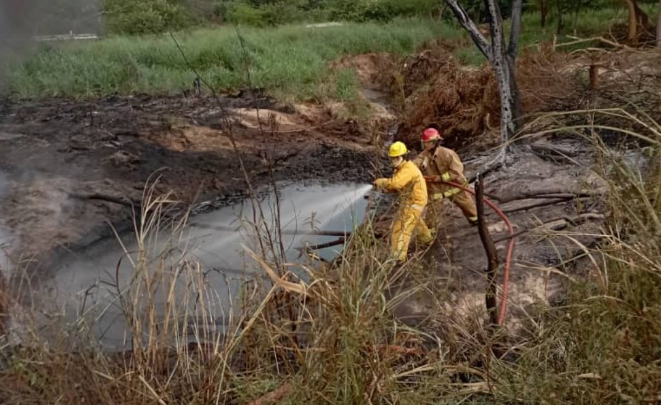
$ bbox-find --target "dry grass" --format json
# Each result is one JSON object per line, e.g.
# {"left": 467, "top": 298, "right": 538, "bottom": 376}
{"left": 395, "top": 51, "right": 499, "bottom": 150}
{"left": 491, "top": 109, "right": 661, "bottom": 403}
{"left": 392, "top": 45, "right": 661, "bottom": 154}
{"left": 0, "top": 105, "right": 659, "bottom": 403}
{"left": 393, "top": 45, "right": 588, "bottom": 151}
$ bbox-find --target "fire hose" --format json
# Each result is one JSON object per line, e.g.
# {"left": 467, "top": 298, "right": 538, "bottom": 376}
{"left": 425, "top": 176, "right": 514, "bottom": 327}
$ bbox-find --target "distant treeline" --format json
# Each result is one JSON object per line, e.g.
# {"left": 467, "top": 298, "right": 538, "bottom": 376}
{"left": 102, "top": 0, "right": 660, "bottom": 35}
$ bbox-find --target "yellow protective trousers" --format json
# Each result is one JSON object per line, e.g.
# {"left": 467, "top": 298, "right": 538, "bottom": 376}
{"left": 391, "top": 205, "right": 433, "bottom": 262}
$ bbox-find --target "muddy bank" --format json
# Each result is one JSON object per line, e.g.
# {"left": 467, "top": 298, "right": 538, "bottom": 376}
{"left": 0, "top": 92, "right": 378, "bottom": 274}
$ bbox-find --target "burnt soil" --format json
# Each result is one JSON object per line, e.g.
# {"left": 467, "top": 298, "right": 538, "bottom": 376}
{"left": 0, "top": 92, "right": 376, "bottom": 273}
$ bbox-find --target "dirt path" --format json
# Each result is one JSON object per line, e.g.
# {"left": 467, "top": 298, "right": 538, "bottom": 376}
{"left": 0, "top": 93, "right": 377, "bottom": 273}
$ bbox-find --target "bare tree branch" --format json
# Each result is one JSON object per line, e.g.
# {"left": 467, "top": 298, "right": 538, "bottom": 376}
{"left": 444, "top": 0, "right": 523, "bottom": 144}
{"left": 444, "top": 0, "right": 492, "bottom": 59}
{"left": 484, "top": 0, "right": 504, "bottom": 49}
{"left": 508, "top": 0, "right": 523, "bottom": 56}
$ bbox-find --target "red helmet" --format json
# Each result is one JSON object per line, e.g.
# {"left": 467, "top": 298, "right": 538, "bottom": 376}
{"left": 421, "top": 128, "right": 442, "bottom": 142}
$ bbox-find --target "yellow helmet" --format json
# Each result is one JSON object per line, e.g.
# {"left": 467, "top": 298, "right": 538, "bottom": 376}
{"left": 388, "top": 141, "right": 408, "bottom": 158}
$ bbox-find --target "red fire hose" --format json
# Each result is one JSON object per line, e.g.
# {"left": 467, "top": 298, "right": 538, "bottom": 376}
{"left": 425, "top": 177, "right": 514, "bottom": 326}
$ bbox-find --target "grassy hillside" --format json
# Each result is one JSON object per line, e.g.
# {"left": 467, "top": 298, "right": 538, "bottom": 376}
{"left": 4, "top": 19, "right": 460, "bottom": 101}
{"left": 6, "top": 3, "right": 657, "bottom": 102}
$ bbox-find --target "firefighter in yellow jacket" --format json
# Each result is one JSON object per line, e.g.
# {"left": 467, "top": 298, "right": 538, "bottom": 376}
{"left": 413, "top": 128, "right": 478, "bottom": 228}
{"left": 374, "top": 141, "right": 434, "bottom": 263}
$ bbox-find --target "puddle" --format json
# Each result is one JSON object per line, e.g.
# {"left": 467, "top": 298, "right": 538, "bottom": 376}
{"left": 48, "top": 182, "right": 371, "bottom": 350}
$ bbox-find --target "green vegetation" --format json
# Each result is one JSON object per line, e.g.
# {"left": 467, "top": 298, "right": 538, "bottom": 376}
{"left": 104, "top": 0, "right": 198, "bottom": 35}
{"left": 102, "top": 0, "right": 441, "bottom": 33}
{"left": 4, "top": 19, "right": 459, "bottom": 101}
{"left": 99, "top": 0, "right": 660, "bottom": 34}
{"left": 8, "top": 1, "right": 658, "bottom": 101}
{"left": 455, "top": 3, "right": 660, "bottom": 65}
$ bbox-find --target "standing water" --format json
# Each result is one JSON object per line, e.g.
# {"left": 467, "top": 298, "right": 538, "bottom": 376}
{"left": 50, "top": 183, "right": 372, "bottom": 350}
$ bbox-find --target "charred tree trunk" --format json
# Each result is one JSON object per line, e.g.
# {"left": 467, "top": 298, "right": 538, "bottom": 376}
{"left": 444, "top": 0, "right": 523, "bottom": 145}
{"left": 540, "top": 0, "right": 548, "bottom": 28}
{"left": 556, "top": 0, "right": 563, "bottom": 34}
{"left": 475, "top": 174, "right": 499, "bottom": 326}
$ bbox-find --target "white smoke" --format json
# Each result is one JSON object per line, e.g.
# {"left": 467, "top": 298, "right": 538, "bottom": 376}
{"left": 0, "top": 0, "right": 101, "bottom": 84}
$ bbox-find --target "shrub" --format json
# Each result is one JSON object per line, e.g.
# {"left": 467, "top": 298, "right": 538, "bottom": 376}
{"left": 103, "top": 0, "right": 197, "bottom": 35}
{"left": 225, "top": 2, "right": 267, "bottom": 26}
{"left": 225, "top": 1, "right": 307, "bottom": 27}
{"left": 329, "top": 0, "right": 438, "bottom": 23}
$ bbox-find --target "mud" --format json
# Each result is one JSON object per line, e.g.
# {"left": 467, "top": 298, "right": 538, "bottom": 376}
{"left": 0, "top": 93, "right": 377, "bottom": 273}
{"left": 369, "top": 137, "right": 613, "bottom": 337}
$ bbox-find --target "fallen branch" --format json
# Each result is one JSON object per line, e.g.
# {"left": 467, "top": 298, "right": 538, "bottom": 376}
{"left": 494, "top": 190, "right": 602, "bottom": 204}
{"left": 502, "top": 198, "right": 571, "bottom": 214}
{"left": 501, "top": 196, "right": 596, "bottom": 214}
{"left": 530, "top": 143, "right": 578, "bottom": 161}
{"left": 70, "top": 193, "right": 140, "bottom": 208}
{"left": 297, "top": 238, "right": 346, "bottom": 252}
{"left": 493, "top": 213, "right": 606, "bottom": 243}
{"left": 554, "top": 36, "right": 626, "bottom": 50}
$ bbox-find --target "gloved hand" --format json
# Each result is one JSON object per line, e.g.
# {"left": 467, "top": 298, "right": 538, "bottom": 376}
{"left": 431, "top": 193, "right": 444, "bottom": 201}
{"left": 374, "top": 178, "right": 388, "bottom": 189}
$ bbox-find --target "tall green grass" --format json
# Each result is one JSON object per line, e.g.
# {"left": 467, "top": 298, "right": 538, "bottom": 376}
{"left": 4, "top": 19, "right": 460, "bottom": 101}
{"left": 7, "top": 6, "right": 656, "bottom": 99}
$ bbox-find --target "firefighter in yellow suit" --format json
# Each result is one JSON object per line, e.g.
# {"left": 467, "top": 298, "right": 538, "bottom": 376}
{"left": 374, "top": 141, "right": 434, "bottom": 263}
{"left": 413, "top": 127, "right": 478, "bottom": 228}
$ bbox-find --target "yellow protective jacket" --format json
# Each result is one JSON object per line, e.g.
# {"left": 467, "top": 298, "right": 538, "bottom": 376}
{"left": 413, "top": 146, "right": 468, "bottom": 197}
{"left": 377, "top": 160, "right": 428, "bottom": 208}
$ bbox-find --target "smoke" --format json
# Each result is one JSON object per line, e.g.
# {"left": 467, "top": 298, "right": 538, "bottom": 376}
{"left": 0, "top": 0, "right": 101, "bottom": 37}
{"left": 0, "top": 0, "right": 101, "bottom": 82}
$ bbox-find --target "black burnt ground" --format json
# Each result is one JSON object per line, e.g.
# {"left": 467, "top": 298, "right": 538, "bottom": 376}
{"left": 0, "top": 93, "right": 376, "bottom": 264}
